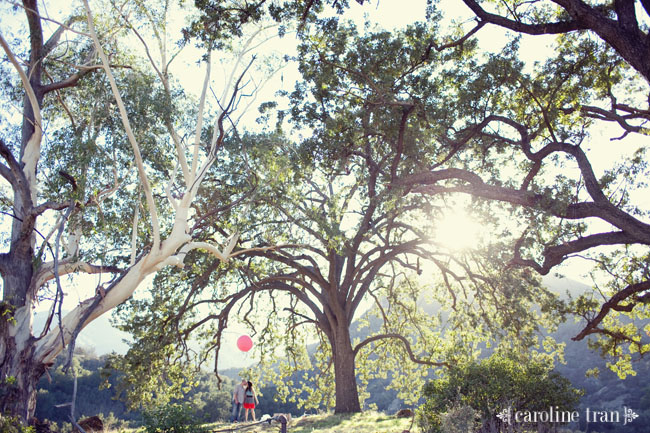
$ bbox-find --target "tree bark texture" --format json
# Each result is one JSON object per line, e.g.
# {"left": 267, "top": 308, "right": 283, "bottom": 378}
{"left": 1, "top": 0, "right": 46, "bottom": 422}
{"left": 0, "top": 306, "right": 42, "bottom": 421}
{"left": 331, "top": 322, "right": 362, "bottom": 413}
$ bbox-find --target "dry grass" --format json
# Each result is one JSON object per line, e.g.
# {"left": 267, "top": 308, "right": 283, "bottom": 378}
{"left": 100, "top": 411, "right": 415, "bottom": 433}
{"left": 204, "top": 411, "right": 415, "bottom": 433}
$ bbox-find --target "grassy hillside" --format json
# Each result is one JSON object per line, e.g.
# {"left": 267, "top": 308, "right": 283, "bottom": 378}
{"left": 206, "top": 412, "right": 414, "bottom": 433}
{"left": 98, "top": 412, "right": 413, "bottom": 433}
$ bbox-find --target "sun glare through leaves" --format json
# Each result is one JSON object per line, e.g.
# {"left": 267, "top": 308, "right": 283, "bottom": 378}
{"left": 433, "top": 205, "right": 484, "bottom": 252}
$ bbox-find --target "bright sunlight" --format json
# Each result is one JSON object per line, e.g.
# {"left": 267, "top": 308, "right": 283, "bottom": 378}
{"left": 433, "top": 204, "right": 484, "bottom": 251}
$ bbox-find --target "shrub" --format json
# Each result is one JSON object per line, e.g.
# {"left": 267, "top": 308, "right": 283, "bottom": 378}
{"left": 101, "top": 412, "right": 129, "bottom": 431}
{"left": 440, "top": 404, "right": 479, "bottom": 433}
{"left": 416, "top": 409, "right": 442, "bottom": 433}
{"left": 142, "top": 403, "right": 208, "bottom": 433}
{"left": 0, "top": 414, "right": 35, "bottom": 433}
{"left": 417, "top": 354, "right": 582, "bottom": 433}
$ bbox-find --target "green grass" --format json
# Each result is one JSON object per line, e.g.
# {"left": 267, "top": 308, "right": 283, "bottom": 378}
{"left": 290, "top": 412, "right": 414, "bottom": 433}
{"left": 205, "top": 411, "right": 415, "bottom": 433}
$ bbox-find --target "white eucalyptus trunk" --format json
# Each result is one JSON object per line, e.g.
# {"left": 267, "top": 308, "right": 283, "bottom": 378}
{"left": 0, "top": 0, "right": 265, "bottom": 423}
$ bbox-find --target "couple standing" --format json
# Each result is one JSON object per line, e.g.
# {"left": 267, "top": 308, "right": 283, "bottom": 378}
{"left": 230, "top": 379, "right": 259, "bottom": 422}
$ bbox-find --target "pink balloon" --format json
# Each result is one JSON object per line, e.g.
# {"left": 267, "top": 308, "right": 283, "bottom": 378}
{"left": 237, "top": 335, "right": 253, "bottom": 352}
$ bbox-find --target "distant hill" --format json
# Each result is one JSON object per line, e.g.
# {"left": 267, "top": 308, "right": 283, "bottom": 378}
{"left": 543, "top": 273, "right": 592, "bottom": 299}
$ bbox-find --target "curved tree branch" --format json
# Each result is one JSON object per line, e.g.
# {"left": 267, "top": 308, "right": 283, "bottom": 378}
{"left": 510, "top": 231, "right": 639, "bottom": 274}
{"left": 461, "top": 0, "right": 650, "bottom": 81}
{"left": 30, "top": 261, "right": 122, "bottom": 300}
{"left": 461, "top": 0, "right": 589, "bottom": 34}
{"left": 0, "top": 30, "right": 43, "bottom": 196}
{"left": 572, "top": 279, "right": 650, "bottom": 341}
{"left": 353, "top": 333, "right": 450, "bottom": 368}
{"left": 83, "top": 0, "right": 161, "bottom": 251}
{"left": 0, "top": 139, "right": 31, "bottom": 204}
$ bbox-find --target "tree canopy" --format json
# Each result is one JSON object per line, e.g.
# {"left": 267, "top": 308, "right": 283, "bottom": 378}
{"left": 460, "top": 0, "right": 650, "bottom": 82}
{"left": 403, "top": 0, "right": 650, "bottom": 373}
{"left": 2, "top": 0, "right": 650, "bottom": 424}
{"left": 111, "top": 15, "right": 564, "bottom": 415}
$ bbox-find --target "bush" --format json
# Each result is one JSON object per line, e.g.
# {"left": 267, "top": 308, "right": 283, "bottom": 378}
{"left": 142, "top": 403, "right": 208, "bottom": 433}
{"left": 417, "top": 354, "right": 582, "bottom": 433}
{"left": 0, "top": 414, "right": 35, "bottom": 433}
{"left": 416, "top": 404, "right": 478, "bottom": 433}
{"left": 417, "top": 408, "right": 443, "bottom": 433}
{"left": 101, "top": 412, "right": 129, "bottom": 431}
{"left": 440, "top": 404, "right": 479, "bottom": 433}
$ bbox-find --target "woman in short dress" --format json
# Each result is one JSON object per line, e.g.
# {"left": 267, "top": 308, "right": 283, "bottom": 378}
{"left": 243, "top": 381, "right": 259, "bottom": 422}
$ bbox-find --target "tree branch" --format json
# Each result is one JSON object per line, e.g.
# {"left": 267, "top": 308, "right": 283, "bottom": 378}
{"left": 0, "top": 139, "right": 31, "bottom": 203}
{"left": 423, "top": 19, "right": 486, "bottom": 57}
{"left": 510, "top": 231, "right": 639, "bottom": 274}
{"left": 405, "top": 147, "right": 650, "bottom": 242}
{"left": 83, "top": 0, "right": 161, "bottom": 250}
{"left": 41, "top": 65, "right": 99, "bottom": 94}
{"left": 577, "top": 104, "right": 650, "bottom": 137}
{"left": 461, "top": 0, "right": 588, "bottom": 34}
{"left": 30, "top": 200, "right": 72, "bottom": 217}
{"left": 30, "top": 260, "right": 122, "bottom": 300}
{"left": 353, "top": 333, "right": 450, "bottom": 367}
{"left": 0, "top": 30, "right": 43, "bottom": 195}
{"left": 573, "top": 279, "right": 650, "bottom": 341}
{"left": 462, "top": 0, "right": 650, "bottom": 81}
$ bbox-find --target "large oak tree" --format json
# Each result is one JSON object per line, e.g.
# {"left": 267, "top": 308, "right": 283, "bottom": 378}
{"left": 111, "top": 20, "right": 560, "bottom": 414}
